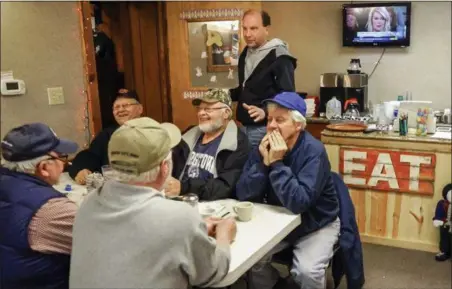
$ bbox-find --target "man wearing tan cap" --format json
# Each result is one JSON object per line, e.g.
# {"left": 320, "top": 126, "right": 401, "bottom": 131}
{"left": 69, "top": 117, "right": 236, "bottom": 289}
{"left": 166, "top": 89, "right": 250, "bottom": 200}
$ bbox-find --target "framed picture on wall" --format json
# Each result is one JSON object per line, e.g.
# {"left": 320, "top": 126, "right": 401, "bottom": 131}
{"left": 186, "top": 14, "right": 243, "bottom": 89}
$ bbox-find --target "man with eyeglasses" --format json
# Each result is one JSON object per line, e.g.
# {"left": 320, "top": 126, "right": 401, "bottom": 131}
{"left": 0, "top": 123, "right": 79, "bottom": 289}
{"left": 68, "top": 88, "right": 143, "bottom": 184}
{"left": 166, "top": 89, "right": 250, "bottom": 200}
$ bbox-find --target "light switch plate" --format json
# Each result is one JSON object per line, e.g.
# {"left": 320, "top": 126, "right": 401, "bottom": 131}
{"left": 47, "top": 87, "right": 65, "bottom": 105}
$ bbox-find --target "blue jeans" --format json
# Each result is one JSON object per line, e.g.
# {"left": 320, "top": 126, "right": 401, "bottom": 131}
{"left": 248, "top": 218, "right": 341, "bottom": 289}
{"left": 241, "top": 126, "right": 267, "bottom": 148}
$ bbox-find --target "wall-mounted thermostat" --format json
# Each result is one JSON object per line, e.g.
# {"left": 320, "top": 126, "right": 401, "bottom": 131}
{"left": 1, "top": 79, "right": 26, "bottom": 96}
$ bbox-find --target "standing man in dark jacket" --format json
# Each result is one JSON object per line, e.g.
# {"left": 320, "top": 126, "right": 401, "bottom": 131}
{"left": 230, "top": 10, "right": 297, "bottom": 148}
{"left": 0, "top": 123, "right": 79, "bottom": 289}
{"left": 67, "top": 89, "right": 142, "bottom": 184}
{"left": 236, "top": 92, "right": 340, "bottom": 289}
{"left": 167, "top": 89, "right": 250, "bottom": 200}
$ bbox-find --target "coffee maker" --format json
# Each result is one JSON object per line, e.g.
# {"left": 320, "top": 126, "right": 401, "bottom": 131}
{"left": 319, "top": 72, "right": 369, "bottom": 114}
{"left": 319, "top": 73, "right": 344, "bottom": 114}
{"left": 343, "top": 73, "right": 368, "bottom": 113}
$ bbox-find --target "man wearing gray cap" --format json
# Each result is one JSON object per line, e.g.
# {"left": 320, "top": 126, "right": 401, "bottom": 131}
{"left": 69, "top": 117, "right": 236, "bottom": 289}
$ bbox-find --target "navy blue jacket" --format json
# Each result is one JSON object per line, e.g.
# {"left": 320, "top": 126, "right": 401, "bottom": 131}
{"left": 235, "top": 131, "right": 339, "bottom": 239}
{"left": 331, "top": 172, "right": 365, "bottom": 289}
{"left": 0, "top": 167, "right": 70, "bottom": 289}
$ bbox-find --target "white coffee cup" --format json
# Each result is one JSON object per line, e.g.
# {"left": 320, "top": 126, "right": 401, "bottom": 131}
{"left": 233, "top": 202, "right": 254, "bottom": 222}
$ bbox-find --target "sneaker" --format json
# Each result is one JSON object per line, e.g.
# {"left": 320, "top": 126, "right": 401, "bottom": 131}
{"left": 435, "top": 252, "right": 451, "bottom": 262}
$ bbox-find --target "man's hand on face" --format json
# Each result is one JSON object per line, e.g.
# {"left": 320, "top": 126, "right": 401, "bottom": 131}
{"left": 75, "top": 169, "right": 92, "bottom": 185}
{"left": 258, "top": 133, "right": 271, "bottom": 166}
{"left": 242, "top": 103, "right": 266, "bottom": 122}
{"left": 164, "top": 177, "right": 181, "bottom": 197}
{"left": 268, "top": 130, "right": 288, "bottom": 164}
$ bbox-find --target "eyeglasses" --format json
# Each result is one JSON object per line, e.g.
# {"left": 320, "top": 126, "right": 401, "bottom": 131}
{"left": 113, "top": 103, "right": 139, "bottom": 111}
{"left": 195, "top": 106, "right": 228, "bottom": 113}
{"left": 46, "top": 154, "right": 70, "bottom": 164}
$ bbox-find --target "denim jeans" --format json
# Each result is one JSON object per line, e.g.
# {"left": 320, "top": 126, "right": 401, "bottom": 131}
{"left": 241, "top": 126, "right": 267, "bottom": 148}
{"left": 248, "top": 218, "right": 341, "bottom": 289}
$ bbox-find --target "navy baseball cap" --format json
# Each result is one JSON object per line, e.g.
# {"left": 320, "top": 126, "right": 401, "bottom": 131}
{"left": 114, "top": 88, "right": 139, "bottom": 103}
{"left": 1, "top": 123, "right": 79, "bottom": 162}
{"left": 262, "top": 92, "right": 307, "bottom": 117}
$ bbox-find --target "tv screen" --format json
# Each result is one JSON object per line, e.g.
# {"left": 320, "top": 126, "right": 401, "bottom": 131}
{"left": 343, "top": 2, "right": 411, "bottom": 47}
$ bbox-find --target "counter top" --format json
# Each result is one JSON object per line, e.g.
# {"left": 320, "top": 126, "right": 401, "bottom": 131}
{"left": 307, "top": 117, "right": 330, "bottom": 124}
{"left": 321, "top": 129, "right": 451, "bottom": 144}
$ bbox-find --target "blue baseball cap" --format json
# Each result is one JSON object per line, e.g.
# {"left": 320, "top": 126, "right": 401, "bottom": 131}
{"left": 262, "top": 92, "right": 307, "bottom": 117}
{"left": 1, "top": 123, "right": 79, "bottom": 162}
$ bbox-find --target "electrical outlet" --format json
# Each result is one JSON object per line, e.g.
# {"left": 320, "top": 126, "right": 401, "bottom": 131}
{"left": 47, "top": 87, "right": 65, "bottom": 105}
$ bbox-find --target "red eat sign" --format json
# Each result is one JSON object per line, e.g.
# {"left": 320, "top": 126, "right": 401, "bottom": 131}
{"left": 339, "top": 148, "right": 436, "bottom": 195}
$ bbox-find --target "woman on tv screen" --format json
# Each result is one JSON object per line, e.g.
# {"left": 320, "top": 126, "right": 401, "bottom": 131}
{"left": 366, "top": 7, "right": 391, "bottom": 32}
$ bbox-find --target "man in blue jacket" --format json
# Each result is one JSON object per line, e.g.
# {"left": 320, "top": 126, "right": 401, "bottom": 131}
{"left": 236, "top": 92, "right": 340, "bottom": 289}
{"left": 0, "top": 123, "right": 79, "bottom": 289}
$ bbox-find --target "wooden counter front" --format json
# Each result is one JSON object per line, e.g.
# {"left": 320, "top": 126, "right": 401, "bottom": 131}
{"left": 322, "top": 130, "right": 452, "bottom": 252}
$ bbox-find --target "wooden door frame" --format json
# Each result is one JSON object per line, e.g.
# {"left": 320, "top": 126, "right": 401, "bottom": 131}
{"left": 78, "top": 1, "right": 172, "bottom": 137}
{"left": 78, "top": 1, "right": 102, "bottom": 136}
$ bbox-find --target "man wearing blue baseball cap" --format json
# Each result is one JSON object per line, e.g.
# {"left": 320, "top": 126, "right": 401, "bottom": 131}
{"left": 236, "top": 92, "right": 340, "bottom": 289}
{"left": 0, "top": 123, "right": 79, "bottom": 289}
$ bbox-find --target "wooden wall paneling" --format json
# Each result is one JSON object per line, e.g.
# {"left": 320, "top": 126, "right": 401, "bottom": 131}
{"left": 79, "top": 2, "right": 102, "bottom": 136}
{"left": 119, "top": 2, "right": 135, "bottom": 89}
{"left": 156, "top": 2, "right": 171, "bottom": 122}
{"left": 369, "top": 191, "right": 388, "bottom": 237}
{"left": 350, "top": 189, "right": 366, "bottom": 233}
{"left": 128, "top": 4, "right": 147, "bottom": 114}
{"left": 138, "top": 2, "right": 164, "bottom": 122}
{"left": 166, "top": 2, "right": 262, "bottom": 131}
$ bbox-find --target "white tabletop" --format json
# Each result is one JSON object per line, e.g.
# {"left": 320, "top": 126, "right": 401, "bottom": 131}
{"left": 54, "top": 173, "right": 88, "bottom": 205}
{"left": 54, "top": 173, "right": 301, "bottom": 287}
{"left": 210, "top": 199, "right": 301, "bottom": 287}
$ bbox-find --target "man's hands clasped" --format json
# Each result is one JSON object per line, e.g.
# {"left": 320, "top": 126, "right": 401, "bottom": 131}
{"left": 259, "top": 130, "right": 288, "bottom": 166}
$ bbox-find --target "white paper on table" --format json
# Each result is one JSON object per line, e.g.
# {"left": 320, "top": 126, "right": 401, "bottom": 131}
{"left": 201, "top": 51, "right": 207, "bottom": 59}
{"left": 210, "top": 75, "right": 217, "bottom": 82}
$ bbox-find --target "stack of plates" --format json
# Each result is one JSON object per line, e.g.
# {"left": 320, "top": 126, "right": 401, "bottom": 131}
{"left": 305, "top": 98, "right": 316, "bottom": 117}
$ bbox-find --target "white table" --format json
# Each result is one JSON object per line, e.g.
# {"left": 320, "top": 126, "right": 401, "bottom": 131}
{"left": 54, "top": 172, "right": 88, "bottom": 205}
{"left": 54, "top": 173, "right": 301, "bottom": 288}
{"left": 210, "top": 199, "right": 301, "bottom": 287}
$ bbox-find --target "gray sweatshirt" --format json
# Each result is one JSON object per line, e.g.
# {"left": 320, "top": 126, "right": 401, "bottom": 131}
{"left": 244, "top": 38, "right": 292, "bottom": 84}
{"left": 69, "top": 180, "right": 231, "bottom": 289}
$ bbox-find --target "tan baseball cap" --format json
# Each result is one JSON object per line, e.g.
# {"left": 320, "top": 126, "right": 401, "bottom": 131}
{"left": 108, "top": 117, "right": 181, "bottom": 175}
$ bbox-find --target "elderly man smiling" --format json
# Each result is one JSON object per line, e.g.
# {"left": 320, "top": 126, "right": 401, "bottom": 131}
{"left": 166, "top": 89, "right": 250, "bottom": 200}
{"left": 68, "top": 88, "right": 142, "bottom": 184}
{"left": 236, "top": 92, "right": 340, "bottom": 289}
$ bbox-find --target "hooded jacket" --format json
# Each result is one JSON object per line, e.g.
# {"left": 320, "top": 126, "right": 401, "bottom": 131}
{"left": 230, "top": 38, "right": 297, "bottom": 126}
{"left": 171, "top": 121, "right": 250, "bottom": 200}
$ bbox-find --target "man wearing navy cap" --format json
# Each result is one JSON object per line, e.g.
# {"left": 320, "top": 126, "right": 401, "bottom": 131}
{"left": 0, "top": 123, "right": 79, "bottom": 289}
{"left": 68, "top": 88, "right": 142, "bottom": 185}
{"left": 236, "top": 92, "right": 340, "bottom": 289}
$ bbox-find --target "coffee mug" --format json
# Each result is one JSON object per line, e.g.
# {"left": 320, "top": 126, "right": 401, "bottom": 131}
{"left": 233, "top": 202, "right": 254, "bottom": 222}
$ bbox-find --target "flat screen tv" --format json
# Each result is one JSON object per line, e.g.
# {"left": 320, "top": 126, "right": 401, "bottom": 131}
{"left": 343, "top": 2, "right": 411, "bottom": 47}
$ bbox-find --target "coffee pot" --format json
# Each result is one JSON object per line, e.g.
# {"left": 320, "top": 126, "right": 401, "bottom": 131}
{"left": 347, "top": 58, "right": 362, "bottom": 74}
{"left": 344, "top": 98, "right": 360, "bottom": 118}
